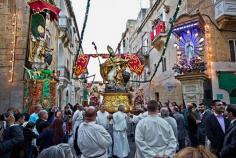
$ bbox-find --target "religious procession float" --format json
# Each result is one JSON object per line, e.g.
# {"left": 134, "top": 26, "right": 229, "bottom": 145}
{"left": 74, "top": 46, "right": 145, "bottom": 113}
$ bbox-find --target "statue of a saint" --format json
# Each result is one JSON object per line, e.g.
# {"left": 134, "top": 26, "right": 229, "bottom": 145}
{"left": 185, "top": 40, "right": 195, "bottom": 62}
{"left": 31, "top": 25, "right": 53, "bottom": 70}
{"left": 100, "top": 46, "right": 129, "bottom": 88}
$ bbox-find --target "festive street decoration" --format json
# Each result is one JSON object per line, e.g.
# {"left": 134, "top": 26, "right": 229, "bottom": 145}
{"left": 23, "top": 69, "right": 58, "bottom": 113}
{"left": 74, "top": 54, "right": 90, "bottom": 76}
{"left": 28, "top": 0, "right": 60, "bottom": 21}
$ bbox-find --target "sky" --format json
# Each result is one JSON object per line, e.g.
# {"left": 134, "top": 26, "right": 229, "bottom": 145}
{"left": 72, "top": 0, "right": 149, "bottom": 81}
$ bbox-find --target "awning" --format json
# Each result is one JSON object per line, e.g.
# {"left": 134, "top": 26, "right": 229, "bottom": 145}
{"left": 28, "top": 0, "right": 60, "bottom": 21}
{"left": 218, "top": 71, "right": 236, "bottom": 93}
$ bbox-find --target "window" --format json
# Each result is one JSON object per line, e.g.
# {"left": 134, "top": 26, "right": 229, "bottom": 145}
{"left": 229, "top": 40, "right": 236, "bottom": 61}
{"left": 162, "top": 57, "right": 167, "bottom": 72}
{"left": 155, "top": 92, "right": 159, "bottom": 102}
{"left": 142, "top": 32, "right": 150, "bottom": 55}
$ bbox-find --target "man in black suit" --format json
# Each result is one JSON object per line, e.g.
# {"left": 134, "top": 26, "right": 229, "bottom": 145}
{"left": 220, "top": 104, "right": 236, "bottom": 158}
{"left": 197, "top": 103, "right": 212, "bottom": 145}
{"left": 205, "top": 100, "right": 230, "bottom": 157}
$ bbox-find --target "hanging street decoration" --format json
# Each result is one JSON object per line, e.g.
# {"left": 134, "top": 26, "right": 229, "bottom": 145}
{"left": 27, "top": 0, "right": 61, "bottom": 21}
{"left": 74, "top": 54, "right": 90, "bottom": 76}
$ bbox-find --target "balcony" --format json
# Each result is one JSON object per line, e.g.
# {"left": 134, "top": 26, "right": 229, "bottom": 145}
{"left": 150, "top": 21, "right": 167, "bottom": 51}
{"left": 215, "top": 0, "right": 236, "bottom": 28}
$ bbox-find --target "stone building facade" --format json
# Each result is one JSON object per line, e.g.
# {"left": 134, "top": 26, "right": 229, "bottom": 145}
{"left": 57, "top": 0, "right": 81, "bottom": 108}
{"left": 121, "top": 0, "right": 236, "bottom": 105}
{"left": 0, "top": 0, "right": 30, "bottom": 111}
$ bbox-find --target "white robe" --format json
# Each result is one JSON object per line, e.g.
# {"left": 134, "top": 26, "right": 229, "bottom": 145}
{"left": 96, "top": 111, "right": 110, "bottom": 129}
{"left": 77, "top": 121, "right": 112, "bottom": 158}
{"left": 135, "top": 115, "right": 177, "bottom": 158}
{"left": 113, "top": 111, "right": 130, "bottom": 158}
{"left": 96, "top": 110, "right": 112, "bottom": 157}
{"left": 72, "top": 110, "right": 84, "bottom": 138}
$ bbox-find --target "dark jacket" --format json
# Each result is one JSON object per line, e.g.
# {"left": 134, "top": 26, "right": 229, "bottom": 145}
{"left": 220, "top": 121, "right": 236, "bottom": 158}
{"left": 197, "top": 109, "right": 212, "bottom": 144}
{"left": 173, "top": 112, "right": 186, "bottom": 140}
{"left": 36, "top": 128, "right": 65, "bottom": 151}
{"left": 0, "top": 125, "right": 24, "bottom": 158}
{"left": 36, "top": 119, "right": 49, "bottom": 134}
{"left": 205, "top": 114, "right": 230, "bottom": 156}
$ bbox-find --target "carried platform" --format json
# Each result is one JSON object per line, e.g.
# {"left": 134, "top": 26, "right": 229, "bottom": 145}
{"left": 102, "top": 92, "right": 132, "bottom": 113}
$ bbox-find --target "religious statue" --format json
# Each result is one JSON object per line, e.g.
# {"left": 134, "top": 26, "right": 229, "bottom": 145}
{"left": 30, "top": 25, "right": 53, "bottom": 70}
{"left": 185, "top": 40, "right": 195, "bottom": 63}
{"left": 100, "top": 46, "right": 129, "bottom": 92}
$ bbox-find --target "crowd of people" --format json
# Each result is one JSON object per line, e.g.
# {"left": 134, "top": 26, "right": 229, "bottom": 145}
{"left": 0, "top": 99, "right": 235, "bottom": 158}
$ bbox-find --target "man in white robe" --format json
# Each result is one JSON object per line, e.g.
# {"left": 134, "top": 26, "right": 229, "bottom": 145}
{"left": 96, "top": 105, "right": 110, "bottom": 129}
{"left": 135, "top": 100, "right": 177, "bottom": 158}
{"left": 96, "top": 105, "right": 113, "bottom": 157}
{"left": 113, "top": 105, "right": 130, "bottom": 158}
{"left": 77, "top": 106, "right": 112, "bottom": 158}
{"left": 72, "top": 104, "right": 84, "bottom": 138}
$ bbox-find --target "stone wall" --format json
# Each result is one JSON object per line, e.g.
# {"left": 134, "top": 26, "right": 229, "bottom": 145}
{"left": 0, "top": 0, "right": 30, "bottom": 112}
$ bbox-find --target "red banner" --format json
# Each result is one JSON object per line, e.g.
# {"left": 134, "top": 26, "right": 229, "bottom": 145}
{"left": 28, "top": 0, "right": 61, "bottom": 21}
{"left": 75, "top": 54, "right": 90, "bottom": 76}
{"left": 124, "top": 54, "right": 144, "bottom": 75}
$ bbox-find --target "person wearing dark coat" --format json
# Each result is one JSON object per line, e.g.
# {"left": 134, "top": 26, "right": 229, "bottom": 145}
{"left": 0, "top": 113, "right": 24, "bottom": 158}
{"left": 172, "top": 106, "right": 186, "bottom": 150}
{"left": 187, "top": 104, "right": 199, "bottom": 147}
{"left": 23, "top": 122, "right": 38, "bottom": 158}
{"left": 197, "top": 103, "right": 212, "bottom": 145}
{"left": 205, "top": 100, "right": 230, "bottom": 157}
{"left": 37, "top": 119, "right": 65, "bottom": 152}
{"left": 220, "top": 104, "right": 236, "bottom": 158}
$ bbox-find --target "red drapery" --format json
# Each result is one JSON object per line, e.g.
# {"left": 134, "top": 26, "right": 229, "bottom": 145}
{"left": 28, "top": 0, "right": 61, "bottom": 21}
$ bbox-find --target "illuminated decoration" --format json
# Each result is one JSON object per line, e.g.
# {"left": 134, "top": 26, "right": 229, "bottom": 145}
{"left": 28, "top": 0, "right": 60, "bottom": 21}
{"left": 172, "top": 14, "right": 207, "bottom": 74}
{"left": 9, "top": 14, "right": 17, "bottom": 82}
{"left": 150, "top": 21, "right": 166, "bottom": 42}
{"left": 173, "top": 22, "right": 205, "bottom": 62}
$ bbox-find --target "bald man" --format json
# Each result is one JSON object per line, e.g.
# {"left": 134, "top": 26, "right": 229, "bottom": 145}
{"left": 77, "top": 106, "right": 112, "bottom": 158}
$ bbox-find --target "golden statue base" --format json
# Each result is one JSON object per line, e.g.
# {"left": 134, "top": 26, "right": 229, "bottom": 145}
{"left": 102, "top": 93, "right": 131, "bottom": 113}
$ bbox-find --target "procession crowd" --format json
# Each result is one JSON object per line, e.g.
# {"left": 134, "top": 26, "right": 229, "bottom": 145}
{"left": 0, "top": 99, "right": 235, "bottom": 158}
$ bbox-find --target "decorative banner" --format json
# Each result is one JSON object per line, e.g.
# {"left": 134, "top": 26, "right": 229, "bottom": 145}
{"left": 75, "top": 54, "right": 90, "bottom": 76}
{"left": 124, "top": 54, "right": 144, "bottom": 75}
{"left": 28, "top": 0, "right": 61, "bottom": 21}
